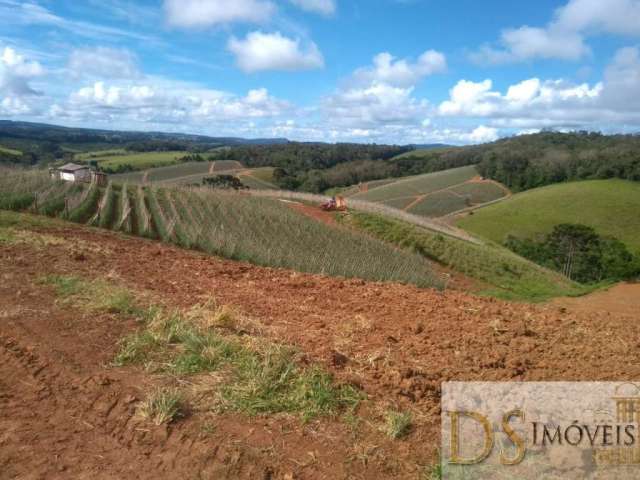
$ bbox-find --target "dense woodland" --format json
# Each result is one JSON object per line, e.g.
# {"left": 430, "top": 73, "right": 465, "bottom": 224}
{"left": 506, "top": 224, "right": 640, "bottom": 284}
{"left": 215, "top": 143, "right": 412, "bottom": 191}
{"left": 476, "top": 131, "right": 640, "bottom": 191}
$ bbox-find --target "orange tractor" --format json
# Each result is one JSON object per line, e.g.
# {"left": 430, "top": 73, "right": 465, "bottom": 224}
{"left": 320, "top": 196, "right": 347, "bottom": 212}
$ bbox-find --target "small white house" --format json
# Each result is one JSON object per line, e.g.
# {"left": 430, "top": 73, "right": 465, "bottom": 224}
{"left": 51, "top": 163, "right": 91, "bottom": 182}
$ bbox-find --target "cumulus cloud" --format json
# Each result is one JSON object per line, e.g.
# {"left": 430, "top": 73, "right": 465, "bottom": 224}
{"left": 66, "top": 79, "right": 292, "bottom": 126}
{"left": 164, "top": 0, "right": 275, "bottom": 28}
{"left": 472, "top": 0, "right": 640, "bottom": 64}
{"left": 228, "top": 31, "right": 324, "bottom": 72}
{"left": 438, "top": 47, "right": 640, "bottom": 128}
{"left": 352, "top": 50, "right": 447, "bottom": 87}
{"left": 68, "top": 47, "right": 140, "bottom": 79}
{"left": 289, "top": 0, "right": 336, "bottom": 15}
{"left": 324, "top": 83, "right": 428, "bottom": 128}
{"left": 0, "top": 46, "right": 45, "bottom": 96}
{"left": 438, "top": 76, "right": 604, "bottom": 125}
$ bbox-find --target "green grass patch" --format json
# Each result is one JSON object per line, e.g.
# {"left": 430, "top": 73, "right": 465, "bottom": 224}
{"left": 384, "top": 410, "right": 413, "bottom": 439}
{"left": 0, "top": 210, "right": 60, "bottom": 230}
{"left": 344, "top": 212, "right": 591, "bottom": 302}
{"left": 74, "top": 148, "right": 127, "bottom": 161}
{"left": 137, "top": 388, "right": 184, "bottom": 425}
{"left": 41, "top": 274, "right": 140, "bottom": 315}
{"left": 95, "top": 151, "right": 188, "bottom": 172}
{"left": 115, "top": 303, "right": 361, "bottom": 420}
{"left": 0, "top": 144, "right": 22, "bottom": 156}
{"left": 458, "top": 179, "right": 640, "bottom": 254}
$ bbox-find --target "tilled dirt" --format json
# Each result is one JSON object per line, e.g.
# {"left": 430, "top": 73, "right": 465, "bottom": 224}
{"left": 553, "top": 282, "right": 640, "bottom": 317}
{"left": 2, "top": 220, "right": 640, "bottom": 479}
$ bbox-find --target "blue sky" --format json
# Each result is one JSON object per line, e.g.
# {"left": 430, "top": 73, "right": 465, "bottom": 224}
{"left": 1, "top": 0, "right": 639, "bottom": 144}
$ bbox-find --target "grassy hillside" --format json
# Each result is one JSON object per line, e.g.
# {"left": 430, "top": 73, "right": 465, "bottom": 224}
{"left": 345, "top": 212, "right": 588, "bottom": 302}
{"left": 110, "top": 161, "right": 216, "bottom": 184}
{"left": 238, "top": 167, "right": 278, "bottom": 189}
{"left": 74, "top": 149, "right": 127, "bottom": 161}
{"left": 0, "top": 169, "right": 439, "bottom": 289}
{"left": 458, "top": 179, "right": 640, "bottom": 254}
{"left": 0, "top": 145, "right": 22, "bottom": 156}
{"left": 93, "top": 151, "right": 188, "bottom": 171}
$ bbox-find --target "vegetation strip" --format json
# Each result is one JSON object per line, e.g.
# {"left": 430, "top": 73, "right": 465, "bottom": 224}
{"left": 42, "top": 274, "right": 362, "bottom": 422}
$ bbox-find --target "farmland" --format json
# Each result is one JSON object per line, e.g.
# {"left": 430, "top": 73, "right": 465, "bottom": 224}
{"left": 458, "top": 179, "right": 640, "bottom": 254}
{"left": 238, "top": 167, "right": 278, "bottom": 189}
{"left": 211, "top": 160, "right": 244, "bottom": 172}
{"left": 0, "top": 169, "right": 440, "bottom": 288}
{"left": 109, "top": 162, "right": 281, "bottom": 190}
{"left": 74, "top": 149, "right": 127, "bottom": 161}
{"left": 80, "top": 151, "right": 189, "bottom": 172}
{"left": 348, "top": 166, "right": 509, "bottom": 218}
{"left": 110, "top": 161, "right": 216, "bottom": 184}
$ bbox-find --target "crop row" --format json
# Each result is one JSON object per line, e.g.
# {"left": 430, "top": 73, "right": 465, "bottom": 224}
{"left": 0, "top": 171, "right": 443, "bottom": 288}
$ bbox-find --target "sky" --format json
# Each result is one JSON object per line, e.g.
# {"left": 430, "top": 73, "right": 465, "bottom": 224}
{"left": 1, "top": 0, "right": 640, "bottom": 145}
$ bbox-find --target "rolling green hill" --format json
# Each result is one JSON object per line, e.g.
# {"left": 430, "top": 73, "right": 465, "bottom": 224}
{"left": 458, "top": 179, "right": 640, "bottom": 254}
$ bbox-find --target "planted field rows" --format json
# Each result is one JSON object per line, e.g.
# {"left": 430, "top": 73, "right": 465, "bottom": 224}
{"left": 111, "top": 161, "right": 216, "bottom": 184}
{"left": 347, "top": 166, "right": 509, "bottom": 218}
{"left": 0, "top": 170, "right": 441, "bottom": 289}
{"left": 353, "top": 166, "right": 478, "bottom": 203}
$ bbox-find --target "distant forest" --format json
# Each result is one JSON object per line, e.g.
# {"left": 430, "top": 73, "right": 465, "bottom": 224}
{"left": 1, "top": 120, "right": 639, "bottom": 194}
{"left": 216, "top": 131, "right": 640, "bottom": 193}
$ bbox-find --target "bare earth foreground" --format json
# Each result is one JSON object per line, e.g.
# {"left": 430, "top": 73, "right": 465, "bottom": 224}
{"left": 1, "top": 215, "right": 640, "bottom": 479}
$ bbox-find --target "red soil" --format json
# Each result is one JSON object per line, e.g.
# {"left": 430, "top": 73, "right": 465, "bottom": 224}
{"left": 2, "top": 220, "right": 639, "bottom": 478}
{"left": 286, "top": 201, "right": 337, "bottom": 226}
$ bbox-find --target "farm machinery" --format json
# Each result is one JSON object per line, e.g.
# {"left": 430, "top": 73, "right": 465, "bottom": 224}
{"left": 320, "top": 196, "right": 347, "bottom": 212}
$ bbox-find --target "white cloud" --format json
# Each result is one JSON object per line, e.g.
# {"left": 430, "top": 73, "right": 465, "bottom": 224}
{"left": 0, "top": 46, "right": 45, "bottom": 96}
{"left": 65, "top": 79, "right": 292, "bottom": 127}
{"left": 472, "top": 0, "right": 640, "bottom": 63}
{"left": 438, "top": 76, "right": 604, "bottom": 124}
{"left": 164, "top": 0, "right": 275, "bottom": 28}
{"left": 289, "top": 0, "right": 336, "bottom": 15}
{"left": 436, "top": 46, "right": 640, "bottom": 130}
{"left": 352, "top": 50, "right": 446, "bottom": 87}
{"left": 324, "top": 83, "right": 427, "bottom": 128}
{"left": 228, "top": 31, "right": 324, "bottom": 72}
{"left": 68, "top": 47, "right": 140, "bottom": 79}
{"left": 463, "top": 125, "right": 499, "bottom": 143}
{"left": 555, "top": 0, "right": 640, "bottom": 36}
{"left": 0, "top": 95, "right": 33, "bottom": 115}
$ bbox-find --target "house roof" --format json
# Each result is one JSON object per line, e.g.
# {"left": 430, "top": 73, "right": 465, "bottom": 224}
{"left": 58, "top": 163, "right": 89, "bottom": 172}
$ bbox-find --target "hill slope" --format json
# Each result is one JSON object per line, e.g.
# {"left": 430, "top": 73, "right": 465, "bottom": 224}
{"left": 457, "top": 179, "right": 640, "bottom": 254}
{"left": 349, "top": 166, "right": 509, "bottom": 217}
{"left": 344, "top": 212, "right": 586, "bottom": 302}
